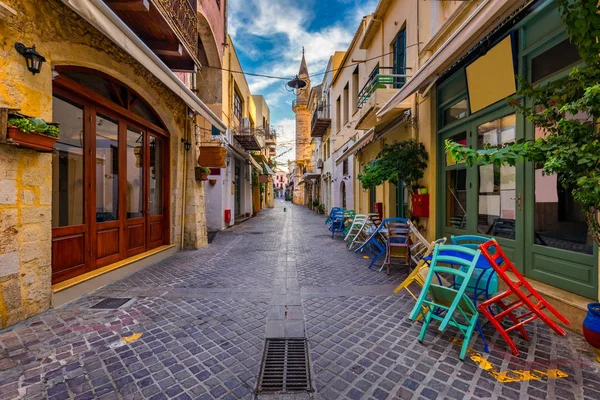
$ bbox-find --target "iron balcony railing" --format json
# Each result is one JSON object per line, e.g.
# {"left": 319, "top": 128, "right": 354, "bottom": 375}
{"left": 155, "top": 0, "right": 198, "bottom": 58}
{"left": 311, "top": 102, "right": 330, "bottom": 128}
{"left": 357, "top": 66, "right": 411, "bottom": 109}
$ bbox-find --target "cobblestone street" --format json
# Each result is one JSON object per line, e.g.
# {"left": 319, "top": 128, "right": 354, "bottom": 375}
{"left": 0, "top": 201, "right": 599, "bottom": 400}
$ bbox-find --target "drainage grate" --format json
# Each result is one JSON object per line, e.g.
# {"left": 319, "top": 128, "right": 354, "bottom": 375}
{"left": 91, "top": 298, "right": 132, "bottom": 309}
{"left": 257, "top": 338, "right": 311, "bottom": 393}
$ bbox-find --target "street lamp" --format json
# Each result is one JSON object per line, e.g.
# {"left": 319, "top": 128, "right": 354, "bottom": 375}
{"left": 15, "top": 43, "right": 46, "bottom": 75}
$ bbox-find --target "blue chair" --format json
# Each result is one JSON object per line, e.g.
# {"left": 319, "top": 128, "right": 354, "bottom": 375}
{"left": 325, "top": 207, "right": 343, "bottom": 226}
{"left": 355, "top": 218, "right": 409, "bottom": 269}
{"left": 329, "top": 209, "right": 346, "bottom": 239}
{"left": 450, "top": 235, "right": 499, "bottom": 303}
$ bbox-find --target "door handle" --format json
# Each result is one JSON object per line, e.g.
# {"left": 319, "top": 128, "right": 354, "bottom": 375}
{"left": 510, "top": 194, "right": 522, "bottom": 211}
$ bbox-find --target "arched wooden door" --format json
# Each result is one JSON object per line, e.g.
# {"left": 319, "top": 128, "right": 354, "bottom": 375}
{"left": 51, "top": 68, "right": 169, "bottom": 284}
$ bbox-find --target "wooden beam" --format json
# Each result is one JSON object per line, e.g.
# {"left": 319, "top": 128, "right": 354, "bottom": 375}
{"left": 146, "top": 41, "right": 183, "bottom": 57}
{"left": 105, "top": 0, "right": 150, "bottom": 12}
{"left": 0, "top": 1, "right": 17, "bottom": 19}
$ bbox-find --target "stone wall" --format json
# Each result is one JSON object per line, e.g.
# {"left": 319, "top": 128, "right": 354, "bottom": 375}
{"left": 0, "top": 0, "right": 209, "bottom": 327}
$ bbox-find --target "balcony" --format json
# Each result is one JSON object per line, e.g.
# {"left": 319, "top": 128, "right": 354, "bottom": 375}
{"left": 104, "top": 0, "right": 200, "bottom": 71}
{"left": 264, "top": 129, "right": 277, "bottom": 144}
{"left": 355, "top": 66, "right": 412, "bottom": 130}
{"left": 311, "top": 102, "right": 331, "bottom": 138}
{"left": 232, "top": 119, "right": 264, "bottom": 151}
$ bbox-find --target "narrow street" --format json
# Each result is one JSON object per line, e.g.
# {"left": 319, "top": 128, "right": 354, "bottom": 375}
{"left": 0, "top": 201, "right": 598, "bottom": 400}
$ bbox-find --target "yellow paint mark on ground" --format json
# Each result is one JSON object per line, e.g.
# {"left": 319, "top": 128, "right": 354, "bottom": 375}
{"left": 363, "top": 256, "right": 370, "bottom": 259}
{"left": 450, "top": 337, "right": 568, "bottom": 383}
{"left": 122, "top": 333, "right": 142, "bottom": 343}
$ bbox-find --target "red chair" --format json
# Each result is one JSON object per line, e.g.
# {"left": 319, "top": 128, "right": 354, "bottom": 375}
{"left": 477, "top": 240, "right": 570, "bottom": 356}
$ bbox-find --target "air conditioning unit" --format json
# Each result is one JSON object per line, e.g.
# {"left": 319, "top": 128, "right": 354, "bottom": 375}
{"left": 317, "top": 159, "right": 323, "bottom": 169}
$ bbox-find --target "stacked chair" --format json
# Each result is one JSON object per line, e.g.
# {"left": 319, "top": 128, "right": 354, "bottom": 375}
{"left": 383, "top": 220, "right": 411, "bottom": 274}
{"left": 344, "top": 215, "right": 370, "bottom": 248}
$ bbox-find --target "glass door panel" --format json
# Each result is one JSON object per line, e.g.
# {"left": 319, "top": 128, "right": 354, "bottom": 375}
{"left": 125, "top": 126, "right": 146, "bottom": 257}
{"left": 95, "top": 114, "right": 119, "bottom": 222}
{"left": 443, "top": 131, "right": 468, "bottom": 231}
{"left": 476, "top": 115, "right": 517, "bottom": 239}
{"left": 149, "top": 135, "right": 163, "bottom": 216}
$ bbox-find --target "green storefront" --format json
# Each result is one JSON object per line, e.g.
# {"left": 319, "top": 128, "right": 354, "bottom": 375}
{"left": 436, "top": 0, "right": 598, "bottom": 300}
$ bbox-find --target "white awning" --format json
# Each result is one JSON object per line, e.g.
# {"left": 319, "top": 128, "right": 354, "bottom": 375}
{"left": 335, "top": 128, "right": 375, "bottom": 165}
{"left": 263, "top": 163, "right": 275, "bottom": 175}
{"left": 250, "top": 157, "right": 262, "bottom": 170}
{"left": 61, "top": 0, "right": 227, "bottom": 132}
{"left": 377, "top": 0, "right": 525, "bottom": 119}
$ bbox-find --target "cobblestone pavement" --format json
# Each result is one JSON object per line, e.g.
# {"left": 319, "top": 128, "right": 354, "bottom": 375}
{"left": 0, "top": 201, "right": 599, "bottom": 400}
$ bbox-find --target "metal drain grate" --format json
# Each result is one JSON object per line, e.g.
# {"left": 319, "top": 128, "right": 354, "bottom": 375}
{"left": 91, "top": 298, "right": 132, "bottom": 309}
{"left": 257, "top": 338, "right": 311, "bottom": 393}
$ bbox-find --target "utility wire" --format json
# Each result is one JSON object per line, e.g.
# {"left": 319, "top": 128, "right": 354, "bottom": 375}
{"left": 201, "top": 42, "right": 422, "bottom": 82}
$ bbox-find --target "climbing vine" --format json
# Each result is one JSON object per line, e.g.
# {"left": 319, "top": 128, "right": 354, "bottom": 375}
{"left": 445, "top": 0, "right": 600, "bottom": 244}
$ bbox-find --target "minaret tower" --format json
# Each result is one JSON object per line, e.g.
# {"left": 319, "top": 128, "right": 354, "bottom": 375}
{"left": 292, "top": 48, "right": 311, "bottom": 205}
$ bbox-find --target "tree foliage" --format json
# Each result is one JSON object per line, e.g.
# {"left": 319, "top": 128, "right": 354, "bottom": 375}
{"left": 358, "top": 139, "right": 429, "bottom": 195}
{"left": 445, "top": 0, "right": 600, "bottom": 244}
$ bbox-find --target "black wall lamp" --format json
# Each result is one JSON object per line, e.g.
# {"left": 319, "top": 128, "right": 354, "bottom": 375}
{"left": 181, "top": 138, "right": 191, "bottom": 151}
{"left": 15, "top": 43, "right": 46, "bottom": 75}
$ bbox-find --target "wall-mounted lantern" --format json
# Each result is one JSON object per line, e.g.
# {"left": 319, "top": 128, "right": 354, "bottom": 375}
{"left": 15, "top": 43, "right": 46, "bottom": 75}
{"left": 181, "top": 138, "right": 191, "bottom": 151}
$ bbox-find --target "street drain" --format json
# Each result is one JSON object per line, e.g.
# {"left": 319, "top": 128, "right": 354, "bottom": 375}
{"left": 91, "top": 298, "right": 132, "bottom": 309}
{"left": 256, "top": 338, "right": 312, "bottom": 393}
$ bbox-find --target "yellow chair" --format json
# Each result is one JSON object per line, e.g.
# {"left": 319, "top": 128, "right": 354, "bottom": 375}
{"left": 394, "top": 238, "right": 448, "bottom": 319}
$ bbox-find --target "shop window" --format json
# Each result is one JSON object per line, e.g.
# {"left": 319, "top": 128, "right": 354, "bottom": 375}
{"left": 149, "top": 136, "right": 164, "bottom": 216}
{"left": 532, "top": 111, "right": 592, "bottom": 254}
{"left": 52, "top": 96, "right": 85, "bottom": 228}
{"left": 476, "top": 114, "right": 516, "bottom": 238}
{"left": 531, "top": 39, "right": 581, "bottom": 83}
{"left": 438, "top": 70, "right": 467, "bottom": 105}
{"left": 443, "top": 99, "right": 468, "bottom": 127}
{"left": 445, "top": 132, "right": 467, "bottom": 166}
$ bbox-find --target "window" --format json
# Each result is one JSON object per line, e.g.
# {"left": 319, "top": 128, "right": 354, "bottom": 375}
{"left": 335, "top": 96, "right": 341, "bottom": 132}
{"left": 352, "top": 67, "right": 359, "bottom": 112}
{"left": 233, "top": 89, "right": 242, "bottom": 125}
{"left": 95, "top": 114, "right": 119, "bottom": 222}
{"left": 342, "top": 159, "right": 348, "bottom": 176}
{"left": 443, "top": 99, "right": 469, "bottom": 126}
{"left": 52, "top": 96, "right": 85, "bottom": 228}
{"left": 477, "top": 115, "right": 517, "bottom": 238}
{"left": 343, "top": 83, "right": 349, "bottom": 124}
{"left": 393, "top": 28, "right": 407, "bottom": 88}
{"left": 531, "top": 39, "right": 581, "bottom": 83}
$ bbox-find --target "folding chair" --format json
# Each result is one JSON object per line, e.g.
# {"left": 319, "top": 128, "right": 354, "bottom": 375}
{"left": 344, "top": 214, "right": 369, "bottom": 247}
{"left": 383, "top": 220, "right": 411, "bottom": 274}
{"left": 347, "top": 218, "right": 376, "bottom": 251}
{"left": 408, "top": 220, "right": 430, "bottom": 266}
{"left": 394, "top": 238, "right": 448, "bottom": 320}
{"left": 478, "top": 240, "right": 570, "bottom": 356}
{"left": 451, "top": 235, "right": 499, "bottom": 302}
{"left": 355, "top": 223, "right": 387, "bottom": 269}
{"left": 409, "top": 244, "right": 483, "bottom": 360}
{"left": 342, "top": 210, "right": 357, "bottom": 237}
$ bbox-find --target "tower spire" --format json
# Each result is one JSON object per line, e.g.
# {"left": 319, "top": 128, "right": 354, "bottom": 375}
{"left": 299, "top": 48, "right": 309, "bottom": 78}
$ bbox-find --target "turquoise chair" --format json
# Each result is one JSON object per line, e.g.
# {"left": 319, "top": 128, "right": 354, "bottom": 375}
{"left": 409, "top": 244, "right": 482, "bottom": 360}
{"left": 450, "top": 235, "right": 499, "bottom": 301}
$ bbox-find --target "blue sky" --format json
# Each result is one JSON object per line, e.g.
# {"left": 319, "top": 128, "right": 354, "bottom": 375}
{"left": 228, "top": 0, "right": 378, "bottom": 166}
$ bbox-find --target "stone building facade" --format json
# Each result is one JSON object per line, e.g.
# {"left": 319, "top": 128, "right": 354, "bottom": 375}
{"left": 0, "top": 0, "right": 226, "bottom": 328}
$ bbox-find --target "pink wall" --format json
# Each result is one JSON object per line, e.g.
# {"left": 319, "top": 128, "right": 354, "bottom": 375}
{"left": 198, "top": 0, "right": 226, "bottom": 61}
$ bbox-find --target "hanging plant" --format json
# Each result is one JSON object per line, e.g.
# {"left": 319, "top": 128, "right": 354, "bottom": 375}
{"left": 445, "top": 0, "right": 600, "bottom": 245}
{"left": 357, "top": 139, "right": 429, "bottom": 197}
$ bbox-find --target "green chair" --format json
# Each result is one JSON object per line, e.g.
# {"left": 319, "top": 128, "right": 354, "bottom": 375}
{"left": 409, "top": 244, "right": 481, "bottom": 360}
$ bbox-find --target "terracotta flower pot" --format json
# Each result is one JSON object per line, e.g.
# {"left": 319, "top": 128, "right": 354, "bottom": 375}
{"left": 199, "top": 173, "right": 208, "bottom": 181}
{"left": 583, "top": 303, "right": 600, "bottom": 362}
{"left": 7, "top": 127, "right": 58, "bottom": 152}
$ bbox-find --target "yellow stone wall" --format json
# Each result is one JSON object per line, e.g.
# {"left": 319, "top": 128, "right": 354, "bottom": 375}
{"left": 0, "top": 0, "right": 208, "bottom": 327}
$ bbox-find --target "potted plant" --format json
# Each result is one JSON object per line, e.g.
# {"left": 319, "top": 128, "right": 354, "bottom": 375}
{"left": 317, "top": 204, "right": 325, "bottom": 214}
{"left": 583, "top": 303, "right": 600, "bottom": 362}
{"left": 6, "top": 117, "right": 60, "bottom": 152}
{"left": 312, "top": 200, "right": 319, "bottom": 211}
{"left": 307, "top": 196, "right": 313, "bottom": 210}
{"left": 197, "top": 166, "right": 211, "bottom": 181}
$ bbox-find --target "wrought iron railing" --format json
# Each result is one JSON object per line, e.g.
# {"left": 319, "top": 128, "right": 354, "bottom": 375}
{"left": 357, "top": 66, "right": 411, "bottom": 109}
{"left": 155, "top": 0, "right": 198, "bottom": 58}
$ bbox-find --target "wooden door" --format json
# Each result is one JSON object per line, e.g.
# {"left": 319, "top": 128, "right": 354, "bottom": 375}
{"left": 92, "top": 111, "right": 122, "bottom": 269}
{"left": 51, "top": 95, "right": 90, "bottom": 284}
{"left": 147, "top": 134, "right": 166, "bottom": 249}
{"left": 124, "top": 125, "right": 147, "bottom": 257}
